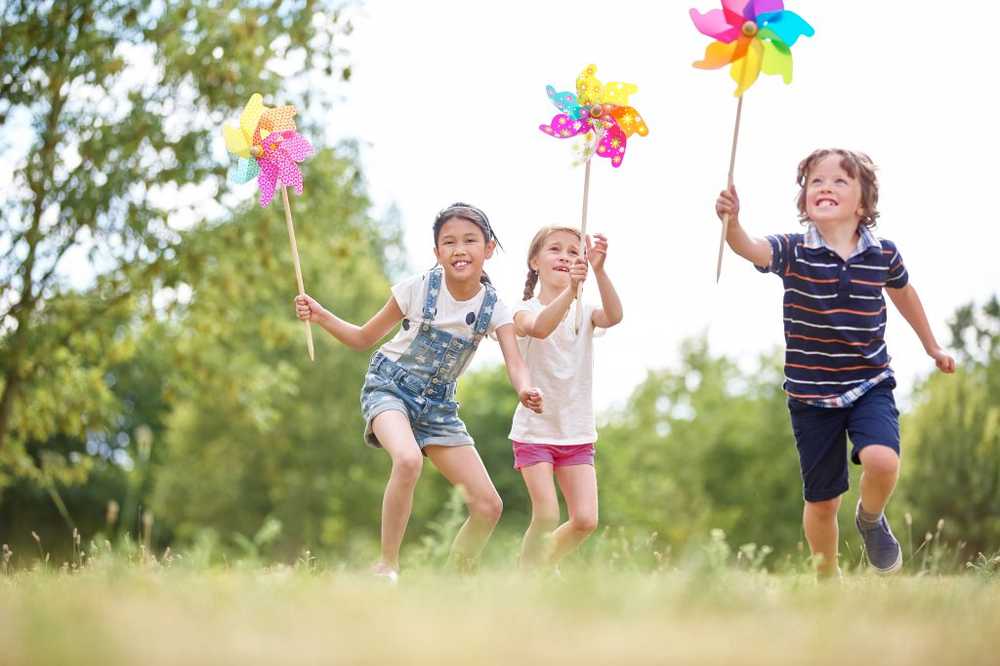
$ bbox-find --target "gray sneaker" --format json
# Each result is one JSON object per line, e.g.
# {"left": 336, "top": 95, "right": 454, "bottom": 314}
{"left": 855, "top": 501, "right": 902, "bottom": 574}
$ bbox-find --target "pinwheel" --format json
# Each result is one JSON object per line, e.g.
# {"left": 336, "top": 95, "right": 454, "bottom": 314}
{"left": 690, "top": 0, "right": 813, "bottom": 281}
{"left": 223, "top": 93, "right": 316, "bottom": 360}
{"left": 539, "top": 64, "right": 648, "bottom": 330}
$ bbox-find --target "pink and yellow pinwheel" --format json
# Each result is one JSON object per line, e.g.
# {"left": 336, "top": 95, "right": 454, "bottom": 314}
{"left": 539, "top": 64, "right": 648, "bottom": 168}
{"left": 691, "top": 0, "right": 814, "bottom": 97}
{"left": 223, "top": 93, "right": 314, "bottom": 207}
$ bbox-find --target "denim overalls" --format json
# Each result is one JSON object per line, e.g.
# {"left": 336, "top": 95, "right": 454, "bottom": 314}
{"left": 361, "top": 267, "right": 497, "bottom": 449}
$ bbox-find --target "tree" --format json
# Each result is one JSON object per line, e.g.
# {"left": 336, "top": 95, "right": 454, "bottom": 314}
{"left": 899, "top": 296, "right": 1000, "bottom": 556}
{"left": 0, "top": 0, "right": 353, "bottom": 487}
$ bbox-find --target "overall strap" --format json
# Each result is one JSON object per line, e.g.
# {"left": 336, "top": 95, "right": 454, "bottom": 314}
{"left": 421, "top": 267, "right": 443, "bottom": 326}
{"left": 470, "top": 282, "right": 497, "bottom": 346}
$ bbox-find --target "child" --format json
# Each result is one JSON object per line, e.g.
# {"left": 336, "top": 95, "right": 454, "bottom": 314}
{"left": 716, "top": 149, "right": 955, "bottom": 577}
{"left": 295, "top": 203, "right": 544, "bottom": 582}
{"left": 509, "top": 226, "right": 623, "bottom": 569}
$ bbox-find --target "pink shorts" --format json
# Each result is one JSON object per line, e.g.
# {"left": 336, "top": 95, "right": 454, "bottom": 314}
{"left": 511, "top": 441, "right": 595, "bottom": 470}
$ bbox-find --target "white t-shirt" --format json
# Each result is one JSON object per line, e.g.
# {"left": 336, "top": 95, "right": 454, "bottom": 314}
{"left": 508, "top": 297, "right": 604, "bottom": 445}
{"left": 379, "top": 272, "right": 514, "bottom": 373}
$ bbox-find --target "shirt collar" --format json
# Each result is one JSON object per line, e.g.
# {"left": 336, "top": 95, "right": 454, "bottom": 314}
{"left": 803, "top": 223, "right": 881, "bottom": 258}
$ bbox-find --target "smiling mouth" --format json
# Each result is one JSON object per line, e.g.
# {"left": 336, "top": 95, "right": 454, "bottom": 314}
{"left": 816, "top": 197, "right": 839, "bottom": 208}
{"left": 554, "top": 266, "right": 570, "bottom": 273}
{"left": 452, "top": 260, "right": 470, "bottom": 269}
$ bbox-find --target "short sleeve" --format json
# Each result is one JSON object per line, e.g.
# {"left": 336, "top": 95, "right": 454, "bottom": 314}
{"left": 390, "top": 273, "right": 424, "bottom": 319}
{"left": 754, "top": 234, "right": 792, "bottom": 275}
{"left": 488, "top": 295, "right": 515, "bottom": 334}
{"left": 882, "top": 240, "right": 909, "bottom": 289}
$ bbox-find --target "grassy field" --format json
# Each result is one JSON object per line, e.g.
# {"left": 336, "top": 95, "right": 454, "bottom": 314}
{"left": 3, "top": 550, "right": 1000, "bottom": 666}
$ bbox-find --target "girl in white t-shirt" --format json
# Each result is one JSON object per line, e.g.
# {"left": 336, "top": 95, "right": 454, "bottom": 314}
{"left": 509, "top": 226, "right": 623, "bottom": 568}
{"left": 295, "top": 203, "right": 543, "bottom": 581}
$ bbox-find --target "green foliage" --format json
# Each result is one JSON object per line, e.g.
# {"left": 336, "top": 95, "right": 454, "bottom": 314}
{"left": 597, "top": 337, "right": 805, "bottom": 555}
{"left": 0, "top": 0, "right": 353, "bottom": 487}
{"left": 899, "top": 296, "right": 1000, "bottom": 557}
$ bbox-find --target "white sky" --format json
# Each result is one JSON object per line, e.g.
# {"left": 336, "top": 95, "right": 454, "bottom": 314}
{"left": 322, "top": 0, "right": 1000, "bottom": 411}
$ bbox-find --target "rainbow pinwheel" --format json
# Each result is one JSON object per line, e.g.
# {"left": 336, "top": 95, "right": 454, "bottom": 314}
{"left": 691, "top": 0, "right": 814, "bottom": 97}
{"left": 221, "top": 93, "right": 317, "bottom": 360}
{"left": 539, "top": 64, "right": 648, "bottom": 168}
{"left": 224, "top": 93, "right": 314, "bottom": 207}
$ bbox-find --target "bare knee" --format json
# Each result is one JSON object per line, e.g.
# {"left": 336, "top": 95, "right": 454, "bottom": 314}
{"left": 806, "top": 497, "right": 841, "bottom": 521}
{"left": 861, "top": 446, "right": 900, "bottom": 477}
{"left": 391, "top": 453, "right": 423, "bottom": 484}
{"left": 530, "top": 507, "right": 560, "bottom": 532}
{"left": 470, "top": 493, "right": 503, "bottom": 525}
{"left": 569, "top": 512, "right": 599, "bottom": 535}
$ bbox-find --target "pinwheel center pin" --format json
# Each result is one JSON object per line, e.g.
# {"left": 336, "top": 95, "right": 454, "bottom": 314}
{"left": 741, "top": 20, "right": 757, "bottom": 37}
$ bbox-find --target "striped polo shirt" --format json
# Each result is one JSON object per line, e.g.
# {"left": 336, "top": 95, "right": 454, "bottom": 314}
{"left": 756, "top": 224, "right": 909, "bottom": 408}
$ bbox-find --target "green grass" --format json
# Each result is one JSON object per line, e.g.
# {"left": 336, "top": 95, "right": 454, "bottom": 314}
{"left": 2, "top": 552, "right": 1000, "bottom": 665}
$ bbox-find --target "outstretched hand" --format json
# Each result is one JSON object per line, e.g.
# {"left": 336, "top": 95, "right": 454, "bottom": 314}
{"left": 586, "top": 233, "right": 608, "bottom": 272}
{"left": 520, "top": 388, "right": 544, "bottom": 414}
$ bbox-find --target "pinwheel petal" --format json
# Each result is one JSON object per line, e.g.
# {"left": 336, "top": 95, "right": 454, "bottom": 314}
{"left": 760, "top": 33, "right": 793, "bottom": 83}
{"left": 611, "top": 106, "right": 649, "bottom": 138}
{"left": 277, "top": 158, "right": 305, "bottom": 196}
{"left": 752, "top": 0, "right": 783, "bottom": 16}
{"left": 730, "top": 37, "right": 763, "bottom": 96}
{"left": 689, "top": 8, "right": 742, "bottom": 43}
{"left": 693, "top": 39, "right": 742, "bottom": 69}
{"left": 539, "top": 113, "right": 592, "bottom": 139}
{"left": 229, "top": 156, "right": 259, "bottom": 184}
{"left": 223, "top": 125, "right": 251, "bottom": 158}
{"left": 576, "top": 64, "right": 604, "bottom": 106}
{"left": 278, "top": 131, "right": 314, "bottom": 163}
{"left": 722, "top": 0, "right": 754, "bottom": 21}
{"left": 757, "top": 10, "right": 814, "bottom": 47}
{"left": 258, "top": 160, "right": 279, "bottom": 207}
{"left": 546, "top": 85, "right": 584, "bottom": 118}
{"left": 596, "top": 121, "right": 628, "bottom": 168}
{"left": 239, "top": 93, "right": 265, "bottom": 142}
{"left": 601, "top": 81, "right": 639, "bottom": 106}
{"left": 260, "top": 105, "right": 297, "bottom": 133}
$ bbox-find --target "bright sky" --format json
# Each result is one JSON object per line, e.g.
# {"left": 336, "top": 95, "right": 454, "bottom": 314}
{"left": 322, "top": 0, "right": 1000, "bottom": 412}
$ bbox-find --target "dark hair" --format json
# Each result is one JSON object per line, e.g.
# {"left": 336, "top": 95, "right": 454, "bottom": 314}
{"left": 432, "top": 202, "right": 501, "bottom": 285}
{"left": 796, "top": 148, "right": 880, "bottom": 229}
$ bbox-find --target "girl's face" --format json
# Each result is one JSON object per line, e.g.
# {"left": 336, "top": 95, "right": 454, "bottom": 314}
{"left": 805, "top": 154, "right": 864, "bottom": 226}
{"left": 434, "top": 216, "right": 495, "bottom": 282}
{"left": 530, "top": 230, "right": 581, "bottom": 290}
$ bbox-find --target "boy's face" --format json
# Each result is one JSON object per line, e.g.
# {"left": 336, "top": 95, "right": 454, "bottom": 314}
{"left": 804, "top": 154, "right": 864, "bottom": 227}
{"left": 433, "top": 217, "right": 494, "bottom": 282}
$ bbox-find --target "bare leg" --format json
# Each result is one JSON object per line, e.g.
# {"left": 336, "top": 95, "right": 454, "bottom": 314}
{"left": 518, "top": 463, "right": 560, "bottom": 569}
{"left": 549, "top": 464, "right": 599, "bottom": 565}
{"left": 858, "top": 445, "right": 900, "bottom": 516}
{"left": 425, "top": 445, "right": 503, "bottom": 570}
{"left": 371, "top": 411, "right": 424, "bottom": 572}
{"left": 803, "top": 496, "right": 841, "bottom": 576}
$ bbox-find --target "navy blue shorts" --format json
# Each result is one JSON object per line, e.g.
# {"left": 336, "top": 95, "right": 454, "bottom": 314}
{"left": 787, "top": 380, "right": 900, "bottom": 502}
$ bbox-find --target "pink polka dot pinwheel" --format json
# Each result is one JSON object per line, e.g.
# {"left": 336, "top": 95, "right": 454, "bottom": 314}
{"left": 691, "top": 0, "right": 814, "bottom": 97}
{"left": 539, "top": 64, "right": 648, "bottom": 168}
{"left": 223, "top": 93, "right": 314, "bottom": 207}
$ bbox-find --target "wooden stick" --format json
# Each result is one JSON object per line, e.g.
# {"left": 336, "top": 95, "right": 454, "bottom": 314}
{"left": 574, "top": 154, "right": 593, "bottom": 334}
{"left": 281, "top": 185, "right": 315, "bottom": 361}
{"left": 716, "top": 94, "right": 744, "bottom": 283}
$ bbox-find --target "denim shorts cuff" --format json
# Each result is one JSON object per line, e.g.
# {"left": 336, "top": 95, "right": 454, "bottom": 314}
{"left": 363, "top": 402, "right": 408, "bottom": 448}
{"left": 418, "top": 435, "right": 474, "bottom": 449}
{"left": 804, "top": 486, "right": 848, "bottom": 503}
